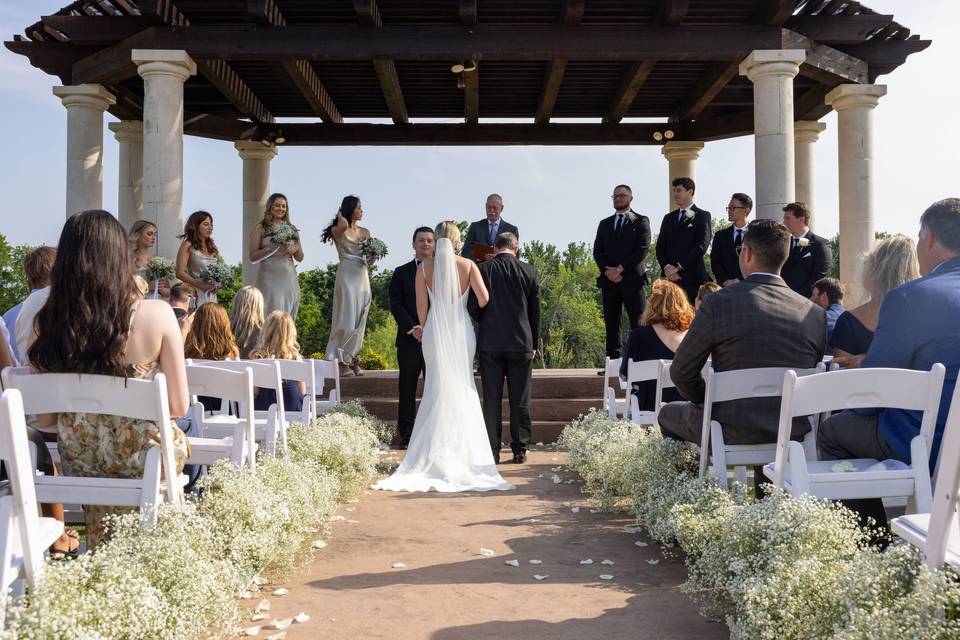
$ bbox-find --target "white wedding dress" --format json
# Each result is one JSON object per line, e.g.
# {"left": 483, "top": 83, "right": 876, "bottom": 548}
{"left": 373, "top": 238, "right": 513, "bottom": 493}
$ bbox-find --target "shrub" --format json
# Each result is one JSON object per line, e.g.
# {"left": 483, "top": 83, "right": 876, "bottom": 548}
{"left": 358, "top": 347, "right": 388, "bottom": 371}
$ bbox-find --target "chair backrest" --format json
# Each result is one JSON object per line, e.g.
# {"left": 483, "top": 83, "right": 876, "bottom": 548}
{"left": 190, "top": 359, "right": 285, "bottom": 420}
{"left": 773, "top": 365, "right": 947, "bottom": 487}
{"left": 185, "top": 365, "right": 256, "bottom": 469}
{"left": 3, "top": 371, "right": 180, "bottom": 505}
{"left": 0, "top": 389, "right": 46, "bottom": 588}
{"left": 625, "top": 359, "right": 661, "bottom": 386}
{"left": 924, "top": 380, "right": 960, "bottom": 568}
{"left": 263, "top": 358, "right": 316, "bottom": 395}
{"left": 313, "top": 358, "right": 340, "bottom": 403}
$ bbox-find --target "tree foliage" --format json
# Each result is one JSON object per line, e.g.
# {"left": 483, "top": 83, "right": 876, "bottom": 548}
{"left": 0, "top": 234, "right": 32, "bottom": 313}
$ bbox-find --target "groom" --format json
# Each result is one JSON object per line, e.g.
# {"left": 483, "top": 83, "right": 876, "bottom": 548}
{"left": 468, "top": 232, "right": 541, "bottom": 464}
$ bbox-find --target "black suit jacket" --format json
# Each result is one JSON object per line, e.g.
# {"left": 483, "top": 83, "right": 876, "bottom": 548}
{"left": 468, "top": 253, "right": 541, "bottom": 352}
{"left": 389, "top": 260, "right": 421, "bottom": 348}
{"left": 710, "top": 224, "right": 744, "bottom": 284}
{"left": 592, "top": 210, "right": 651, "bottom": 290}
{"left": 656, "top": 204, "right": 712, "bottom": 288}
{"left": 462, "top": 218, "right": 520, "bottom": 261}
{"left": 780, "top": 230, "right": 832, "bottom": 299}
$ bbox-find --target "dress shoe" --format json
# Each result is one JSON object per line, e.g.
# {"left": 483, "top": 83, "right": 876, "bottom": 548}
{"left": 493, "top": 452, "right": 501, "bottom": 464}
{"left": 512, "top": 451, "right": 527, "bottom": 464}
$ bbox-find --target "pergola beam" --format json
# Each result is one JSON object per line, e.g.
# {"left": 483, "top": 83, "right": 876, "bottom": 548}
{"left": 765, "top": 0, "right": 798, "bottom": 27}
{"left": 604, "top": 60, "right": 657, "bottom": 124}
{"left": 354, "top": 0, "right": 408, "bottom": 124}
{"left": 39, "top": 15, "right": 160, "bottom": 46}
{"left": 786, "top": 13, "right": 895, "bottom": 45}
{"left": 782, "top": 29, "right": 868, "bottom": 84}
{"left": 534, "top": 0, "right": 583, "bottom": 125}
{"left": 658, "top": 0, "right": 689, "bottom": 25}
{"left": 459, "top": 0, "right": 478, "bottom": 26}
{"left": 196, "top": 58, "right": 274, "bottom": 123}
{"left": 673, "top": 61, "right": 739, "bottom": 120}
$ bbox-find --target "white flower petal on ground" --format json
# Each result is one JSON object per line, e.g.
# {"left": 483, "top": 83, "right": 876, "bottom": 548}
{"left": 242, "top": 627, "right": 261, "bottom": 637}
{"left": 527, "top": 518, "right": 539, "bottom": 523}
{"left": 332, "top": 515, "right": 347, "bottom": 521}
{"left": 391, "top": 562, "right": 407, "bottom": 569}
{"left": 624, "top": 526, "right": 642, "bottom": 534}
{"left": 345, "top": 507, "right": 355, "bottom": 512}
{"left": 529, "top": 559, "right": 542, "bottom": 565}
{"left": 266, "top": 633, "right": 287, "bottom": 640}
{"left": 479, "top": 548, "right": 495, "bottom": 557}
{"left": 533, "top": 574, "right": 549, "bottom": 581}
{"left": 571, "top": 507, "right": 580, "bottom": 513}
{"left": 251, "top": 612, "right": 270, "bottom": 622}
{"left": 240, "top": 591, "right": 253, "bottom": 599}
{"left": 551, "top": 476, "right": 562, "bottom": 484}
{"left": 599, "top": 575, "right": 614, "bottom": 581}
{"left": 294, "top": 613, "right": 310, "bottom": 624}
{"left": 505, "top": 559, "right": 520, "bottom": 567}
{"left": 270, "top": 619, "right": 292, "bottom": 631}
{"left": 312, "top": 540, "right": 327, "bottom": 549}
{"left": 646, "top": 559, "right": 660, "bottom": 566}
{"left": 536, "top": 441, "right": 544, "bottom": 446}
{"left": 589, "top": 509, "right": 600, "bottom": 514}
{"left": 601, "top": 559, "right": 615, "bottom": 565}
{"left": 579, "top": 559, "right": 593, "bottom": 565}
{"left": 253, "top": 576, "right": 269, "bottom": 586}
{"left": 634, "top": 541, "right": 649, "bottom": 547}
{"left": 256, "top": 599, "right": 271, "bottom": 613}
{"left": 271, "top": 588, "right": 289, "bottom": 596}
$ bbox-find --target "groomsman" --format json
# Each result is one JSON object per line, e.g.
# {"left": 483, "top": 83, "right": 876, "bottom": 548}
{"left": 710, "top": 193, "right": 753, "bottom": 286}
{"left": 780, "top": 202, "right": 833, "bottom": 299}
{"left": 388, "top": 226, "right": 435, "bottom": 448}
{"left": 462, "top": 194, "right": 519, "bottom": 262}
{"left": 656, "top": 177, "right": 712, "bottom": 303}
{"left": 592, "top": 184, "right": 652, "bottom": 360}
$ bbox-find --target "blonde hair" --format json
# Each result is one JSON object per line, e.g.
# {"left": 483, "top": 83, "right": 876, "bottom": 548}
{"left": 185, "top": 303, "right": 240, "bottom": 361}
{"left": 434, "top": 220, "right": 463, "bottom": 252}
{"left": 128, "top": 220, "right": 157, "bottom": 255}
{"left": 133, "top": 274, "right": 149, "bottom": 297}
{"left": 255, "top": 310, "right": 301, "bottom": 360}
{"left": 641, "top": 279, "right": 695, "bottom": 331}
{"left": 230, "top": 286, "right": 265, "bottom": 352}
{"left": 860, "top": 235, "right": 919, "bottom": 300}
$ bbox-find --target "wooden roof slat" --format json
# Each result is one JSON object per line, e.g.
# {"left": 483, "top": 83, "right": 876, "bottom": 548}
{"left": 787, "top": 13, "right": 895, "bottom": 45}
{"left": 658, "top": 0, "right": 689, "bottom": 25}
{"left": 534, "top": 0, "right": 583, "bottom": 124}
{"left": 673, "top": 61, "right": 740, "bottom": 121}
{"left": 197, "top": 58, "right": 274, "bottom": 123}
{"left": 40, "top": 16, "right": 161, "bottom": 47}
{"left": 459, "top": 0, "right": 478, "bottom": 26}
{"left": 355, "top": 0, "right": 408, "bottom": 124}
{"left": 604, "top": 60, "right": 657, "bottom": 123}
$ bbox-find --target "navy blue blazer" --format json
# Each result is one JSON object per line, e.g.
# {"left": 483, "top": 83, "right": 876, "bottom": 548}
{"left": 861, "top": 257, "right": 960, "bottom": 464}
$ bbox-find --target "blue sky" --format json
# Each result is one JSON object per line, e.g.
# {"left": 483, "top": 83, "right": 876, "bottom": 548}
{"left": 1, "top": 2, "right": 957, "bottom": 271}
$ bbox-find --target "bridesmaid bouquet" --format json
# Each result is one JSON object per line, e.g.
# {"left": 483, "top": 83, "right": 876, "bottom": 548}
{"left": 359, "top": 237, "right": 389, "bottom": 261}
{"left": 202, "top": 257, "right": 235, "bottom": 289}
{"left": 144, "top": 257, "right": 175, "bottom": 299}
{"left": 270, "top": 222, "right": 299, "bottom": 246}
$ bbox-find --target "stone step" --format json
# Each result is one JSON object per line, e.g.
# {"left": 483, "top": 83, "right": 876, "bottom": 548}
{"left": 362, "top": 398, "right": 598, "bottom": 424}
{"left": 340, "top": 369, "right": 604, "bottom": 400}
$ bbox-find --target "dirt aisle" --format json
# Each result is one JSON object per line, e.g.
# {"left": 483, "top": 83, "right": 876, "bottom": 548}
{"left": 250, "top": 449, "right": 728, "bottom": 640}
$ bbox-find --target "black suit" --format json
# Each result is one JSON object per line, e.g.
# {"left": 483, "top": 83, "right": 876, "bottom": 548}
{"left": 388, "top": 259, "right": 424, "bottom": 446}
{"left": 656, "top": 204, "right": 712, "bottom": 303}
{"left": 592, "top": 210, "right": 651, "bottom": 358}
{"left": 710, "top": 224, "right": 745, "bottom": 285}
{"left": 462, "top": 218, "right": 520, "bottom": 261}
{"left": 468, "top": 253, "right": 541, "bottom": 456}
{"left": 780, "top": 230, "right": 832, "bottom": 299}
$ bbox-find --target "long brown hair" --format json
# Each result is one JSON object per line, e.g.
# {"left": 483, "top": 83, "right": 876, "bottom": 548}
{"left": 640, "top": 279, "right": 694, "bottom": 332}
{"left": 184, "top": 303, "right": 239, "bottom": 361}
{"left": 179, "top": 210, "right": 220, "bottom": 256}
{"left": 259, "top": 193, "right": 296, "bottom": 232}
{"left": 28, "top": 210, "right": 140, "bottom": 376}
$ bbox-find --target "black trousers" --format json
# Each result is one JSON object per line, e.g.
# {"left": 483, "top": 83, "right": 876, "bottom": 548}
{"left": 396, "top": 341, "right": 425, "bottom": 446}
{"left": 478, "top": 351, "right": 533, "bottom": 456}
{"left": 601, "top": 286, "right": 646, "bottom": 359}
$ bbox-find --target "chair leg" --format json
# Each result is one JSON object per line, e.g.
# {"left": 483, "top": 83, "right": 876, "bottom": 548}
{"left": 734, "top": 465, "right": 749, "bottom": 487}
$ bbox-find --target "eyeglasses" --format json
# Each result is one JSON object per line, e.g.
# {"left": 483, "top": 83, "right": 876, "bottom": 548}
{"left": 611, "top": 193, "right": 630, "bottom": 198}
{"left": 725, "top": 205, "right": 746, "bottom": 212}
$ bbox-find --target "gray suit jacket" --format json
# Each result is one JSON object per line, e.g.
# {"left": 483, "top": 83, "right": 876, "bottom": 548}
{"left": 670, "top": 273, "right": 826, "bottom": 443}
{"left": 462, "top": 218, "right": 519, "bottom": 261}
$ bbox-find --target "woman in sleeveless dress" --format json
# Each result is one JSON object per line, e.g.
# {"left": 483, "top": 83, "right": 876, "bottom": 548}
{"left": 129, "top": 220, "right": 170, "bottom": 299}
{"left": 374, "top": 221, "right": 512, "bottom": 493}
{"left": 249, "top": 193, "right": 303, "bottom": 319}
{"left": 322, "top": 195, "right": 374, "bottom": 377}
{"left": 28, "top": 210, "right": 191, "bottom": 550}
{"left": 176, "top": 210, "right": 221, "bottom": 307}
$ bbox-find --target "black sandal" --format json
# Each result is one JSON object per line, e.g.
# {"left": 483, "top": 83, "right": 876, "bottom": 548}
{"left": 50, "top": 529, "right": 80, "bottom": 559}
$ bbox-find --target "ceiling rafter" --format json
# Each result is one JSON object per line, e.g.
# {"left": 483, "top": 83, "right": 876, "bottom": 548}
{"left": 604, "top": 60, "right": 657, "bottom": 124}
{"left": 535, "top": 0, "right": 583, "bottom": 124}
{"left": 354, "top": 0, "right": 408, "bottom": 124}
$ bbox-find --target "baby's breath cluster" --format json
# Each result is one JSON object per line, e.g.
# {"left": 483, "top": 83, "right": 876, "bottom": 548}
{"left": 1, "top": 406, "right": 381, "bottom": 640}
{"left": 560, "top": 409, "right": 960, "bottom": 640}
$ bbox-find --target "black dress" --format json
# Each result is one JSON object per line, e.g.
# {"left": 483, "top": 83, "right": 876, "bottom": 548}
{"left": 619, "top": 325, "right": 683, "bottom": 412}
{"left": 829, "top": 311, "right": 874, "bottom": 356}
{"left": 254, "top": 380, "right": 304, "bottom": 414}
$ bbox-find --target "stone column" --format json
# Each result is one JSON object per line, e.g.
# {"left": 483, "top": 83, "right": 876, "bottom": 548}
{"left": 235, "top": 141, "right": 278, "bottom": 286}
{"left": 133, "top": 49, "right": 197, "bottom": 259}
{"left": 661, "top": 141, "right": 704, "bottom": 213}
{"left": 740, "top": 50, "right": 805, "bottom": 220}
{"left": 109, "top": 121, "right": 144, "bottom": 231}
{"left": 52, "top": 85, "right": 116, "bottom": 217}
{"left": 793, "top": 120, "right": 826, "bottom": 229}
{"left": 826, "top": 84, "right": 887, "bottom": 304}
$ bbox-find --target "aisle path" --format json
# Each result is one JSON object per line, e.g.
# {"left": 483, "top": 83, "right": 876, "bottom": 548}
{"left": 254, "top": 449, "right": 728, "bottom": 640}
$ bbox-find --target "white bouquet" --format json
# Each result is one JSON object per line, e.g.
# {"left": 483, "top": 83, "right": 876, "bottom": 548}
{"left": 270, "top": 222, "right": 299, "bottom": 246}
{"left": 202, "top": 257, "right": 235, "bottom": 289}
{"left": 143, "top": 257, "right": 176, "bottom": 299}
{"left": 359, "top": 237, "right": 388, "bottom": 261}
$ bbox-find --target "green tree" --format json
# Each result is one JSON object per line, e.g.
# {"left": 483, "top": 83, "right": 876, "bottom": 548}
{"left": 0, "top": 234, "right": 32, "bottom": 312}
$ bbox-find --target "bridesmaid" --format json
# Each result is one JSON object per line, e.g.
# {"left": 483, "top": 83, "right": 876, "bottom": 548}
{"left": 322, "top": 195, "right": 374, "bottom": 377}
{"left": 249, "top": 193, "right": 303, "bottom": 318}
{"left": 129, "top": 220, "right": 169, "bottom": 298}
{"left": 176, "top": 210, "right": 220, "bottom": 307}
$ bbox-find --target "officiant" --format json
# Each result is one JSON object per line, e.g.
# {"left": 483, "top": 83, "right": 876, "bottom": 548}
{"left": 462, "top": 194, "right": 519, "bottom": 262}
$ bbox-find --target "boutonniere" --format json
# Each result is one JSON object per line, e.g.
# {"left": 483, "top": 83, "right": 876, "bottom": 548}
{"left": 797, "top": 237, "right": 810, "bottom": 248}
{"left": 684, "top": 210, "right": 695, "bottom": 221}
{"left": 626, "top": 212, "right": 637, "bottom": 223}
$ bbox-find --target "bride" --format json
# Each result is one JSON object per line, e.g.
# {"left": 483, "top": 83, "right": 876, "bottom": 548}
{"left": 373, "top": 221, "right": 513, "bottom": 493}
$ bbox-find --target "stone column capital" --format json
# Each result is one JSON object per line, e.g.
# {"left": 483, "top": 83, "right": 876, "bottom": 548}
{"left": 826, "top": 84, "right": 887, "bottom": 111}
{"left": 661, "top": 141, "right": 704, "bottom": 162}
{"left": 132, "top": 49, "right": 197, "bottom": 81}
{"left": 794, "top": 120, "right": 827, "bottom": 144}
{"left": 53, "top": 84, "right": 116, "bottom": 111}
{"left": 109, "top": 120, "right": 144, "bottom": 143}
{"left": 739, "top": 49, "right": 805, "bottom": 82}
{"left": 235, "top": 140, "right": 279, "bottom": 161}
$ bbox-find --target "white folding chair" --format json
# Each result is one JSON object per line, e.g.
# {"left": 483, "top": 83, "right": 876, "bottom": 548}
{"left": 187, "top": 360, "right": 287, "bottom": 455}
{"left": 765, "top": 365, "right": 947, "bottom": 514}
{"left": 625, "top": 359, "right": 666, "bottom": 425}
{"left": 891, "top": 380, "right": 960, "bottom": 568}
{"left": 603, "top": 357, "right": 627, "bottom": 419}
{"left": 260, "top": 358, "right": 316, "bottom": 424}
{"left": 698, "top": 365, "right": 824, "bottom": 489}
{"left": 313, "top": 358, "right": 341, "bottom": 414}
{"left": 184, "top": 365, "right": 257, "bottom": 470}
{"left": 2, "top": 371, "right": 183, "bottom": 525}
{"left": 0, "top": 390, "right": 63, "bottom": 610}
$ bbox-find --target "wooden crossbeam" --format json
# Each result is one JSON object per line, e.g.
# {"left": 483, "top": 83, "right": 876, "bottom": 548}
{"left": 786, "top": 13, "right": 894, "bottom": 45}
{"left": 534, "top": 0, "right": 583, "bottom": 124}
{"left": 839, "top": 38, "right": 931, "bottom": 68}
{"left": 459, "top": 0, "right": 478, "bottom": 26}
{"left": 604, "top": 60, "right": 657, "bottom": 124}
{"left": 39, "top": 15, "right": 159, "bottom": 46}
{"left": 562, "top": 0, "right": 585, "bottom": 25}
{"left": 196, "top": 58, "right": 273, "bottom": 123}
{"left": 765, "top": 0, "right": 798, "bottom": 27}
{"left": 782, "top": 29, "right": 868, "bottom": 84}
{"left": 354, "top": 0, "right": 407, "bottom": 124}
{"left": 673, "top": 61, "right": 739, "bottom": 121}
{"left": 658, "top": 0, "right": 689, "bottom": 25}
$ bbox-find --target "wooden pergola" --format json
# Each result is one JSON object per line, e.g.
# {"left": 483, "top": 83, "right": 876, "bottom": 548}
{"left": 6, "top": 0, "right": 928, "bottom": 296}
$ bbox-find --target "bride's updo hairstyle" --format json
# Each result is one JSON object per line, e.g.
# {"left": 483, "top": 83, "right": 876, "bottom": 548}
{"left": 434, "top": 220, "right": 462, "bottom": 252}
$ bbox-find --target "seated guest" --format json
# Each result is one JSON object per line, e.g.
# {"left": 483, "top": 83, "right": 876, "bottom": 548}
{"left": 694, "top": 281, "right": 721, "bottom": 311}
{"left": 27, "top": 210, "right": 190, "bottom": 550}
{"left": 809, "top": 277, "right": 845, "bottom": 354}
{"left": 659, "top": 219, "right": 825, "bottom": 450}
{"left": 3, "top": 246, "right": 55, "bottom": 363}
{"left": 619, "top": 279, "right": 691, "bottom": 412}
{"left": 831, "top": 236, "right": 919, "bottom": 368}
{"left": 184, "top": 303, "right": 239, "bottom": 412}
{"left": 230, "top": 286, "right": 265, "bottom": 360}
{"left": 253, "top": 310, "right": 305, "bottom": 414}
